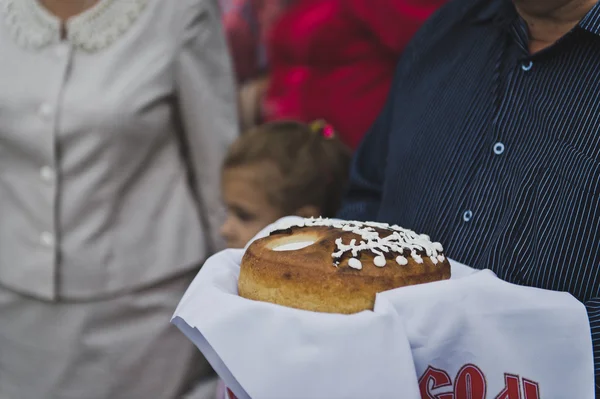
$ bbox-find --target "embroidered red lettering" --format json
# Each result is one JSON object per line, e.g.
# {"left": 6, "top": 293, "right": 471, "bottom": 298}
{"left": 419, "top": 365, "right": 454, "bottom": 399}
{"left": 494, "top": 374, "right": 521, "bottom": 399}
{"left": 523, "top": 379, "right": 540, "bottom": 399}
{"left": 454, "top": 364, "right": 487, "bottom": 399}
{"left": 419, "top": 365, "right": 541, "bottom": 399}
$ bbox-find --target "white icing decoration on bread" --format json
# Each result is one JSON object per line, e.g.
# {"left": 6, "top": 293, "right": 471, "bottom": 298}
{"left": 411, "top": 251, "right": 424, "bottom": 264}
{"left": 348, "top": 258, "right": 362, "bottom": 270}
{"left": 396, "top": 256, "right": 408, "bottom": 265}
{"left": 272, "top": 218, "right": 445, "bottom": 268}
{"left": 373, "top": 256, "right": 386, "bottom": 267}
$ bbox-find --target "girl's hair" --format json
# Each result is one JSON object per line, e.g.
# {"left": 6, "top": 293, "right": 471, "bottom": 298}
{"left": 223, "top": 120, "right": 352, "bottom": 217}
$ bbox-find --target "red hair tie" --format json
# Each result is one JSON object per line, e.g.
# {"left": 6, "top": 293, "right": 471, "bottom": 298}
{"left": 310, "top": 119, "right": 336, "bottom": 139}
{"left": 322, "top": 124, "right": 335, "bottom": 139}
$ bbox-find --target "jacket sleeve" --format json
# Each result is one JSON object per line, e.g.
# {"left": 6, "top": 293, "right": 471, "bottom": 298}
{"left": 345, "top": 0, "right": 446, "bottom": 55}
{"left": 174, "top": 0, "right": 239, "bottom": 254}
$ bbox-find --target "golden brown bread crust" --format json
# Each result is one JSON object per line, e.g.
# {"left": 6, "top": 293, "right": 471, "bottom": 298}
{"left": 238, "top": 223, "right": 451, "bottom": 314}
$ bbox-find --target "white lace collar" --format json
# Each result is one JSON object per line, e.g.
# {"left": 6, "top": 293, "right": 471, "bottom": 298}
{"left": 0, "top": 0, "right": 149, "bottom": 52}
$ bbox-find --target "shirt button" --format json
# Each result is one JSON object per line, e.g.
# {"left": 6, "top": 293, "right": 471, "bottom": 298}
{"left": 40, "top": 166, "right": 55, "bottom": 182}
{"left": 463, "top": 210, "right": 473, "bottom": 222}
{"left": 38, "top": 103, "right": 53, "bottom": 118}
{"left": 493, "top": 142, "right": 505, "bottom": 155}
{"left": 40, "top": 232, "right": 55, "bottom": 247}
{"left": 522, "top": 61, "right": 533, "bottom": 71}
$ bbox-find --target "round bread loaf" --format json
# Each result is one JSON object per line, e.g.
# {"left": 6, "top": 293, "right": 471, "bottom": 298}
{"left": 238, "top": 218, "right": 451, "bottom": 314}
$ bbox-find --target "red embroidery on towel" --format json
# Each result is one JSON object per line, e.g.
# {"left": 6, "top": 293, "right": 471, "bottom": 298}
{"left": 419, "top": 365, "right": 540, "bottom": 399}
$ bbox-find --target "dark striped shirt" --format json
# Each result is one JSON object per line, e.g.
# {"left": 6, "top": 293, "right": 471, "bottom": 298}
{"left": 338, "top": 0, "right": 600, "bottom": 390}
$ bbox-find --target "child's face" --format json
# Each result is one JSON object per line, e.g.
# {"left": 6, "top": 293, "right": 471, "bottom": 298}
{"left": 220, "top": 164, "right": 284, "bottom": 249}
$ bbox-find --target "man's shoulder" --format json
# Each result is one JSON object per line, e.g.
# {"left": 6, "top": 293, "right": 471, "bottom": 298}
{"left": 393, "top": 0, "right": 497, "bottom": 80}
{"left": 412, "top": 0, "right": 495, "bottom": 46}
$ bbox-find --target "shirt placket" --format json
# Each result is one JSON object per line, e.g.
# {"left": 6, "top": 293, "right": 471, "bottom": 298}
{"left": 450, "top": 26, "right": 532, "bottom": 272}
{"left": 442, "top": 32, "right": 509, "bottom": 268}
{"left": 485, "top": 23, "right": 537, "bottom": 281}
{"left": 38, "top": 41, "right": 73, "bottom": 300}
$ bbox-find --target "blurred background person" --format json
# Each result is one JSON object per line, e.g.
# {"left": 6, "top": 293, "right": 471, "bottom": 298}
{"left": 220, "top": 0, "right": 290, "bottom": 84}
{"left": 221, "top": 0, "right": 447, "bottom": 147}
{"left": 0, "top": 0, "right": 237, "bottom": 398}
{"left": 263, "top": 0, "right": 448, "bottom": 149}
{"left": 219, "top": 0, "right": 291, "bottom": 131}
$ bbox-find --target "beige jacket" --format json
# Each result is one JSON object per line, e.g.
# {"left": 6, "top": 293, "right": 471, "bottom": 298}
{"left": 0, "top": 0, "right": 238, "bottom": 397}
{"left": 0, "top": 0, "right": 237, "bottom": 300}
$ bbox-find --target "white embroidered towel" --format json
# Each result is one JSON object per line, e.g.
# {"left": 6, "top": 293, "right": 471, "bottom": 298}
{"left": 173, "top": 217, "right": 594, "bottom": 398}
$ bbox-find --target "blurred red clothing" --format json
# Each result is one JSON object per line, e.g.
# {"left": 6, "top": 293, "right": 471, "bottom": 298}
{"left": 220, "top": 0, "right": 291, "bottom": 82}
{"left": 264, "top": 0, "right": 447, "bottom": 149}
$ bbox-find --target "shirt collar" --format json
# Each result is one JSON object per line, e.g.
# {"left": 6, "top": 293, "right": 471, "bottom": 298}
{"left": 0, "top": 0, "right": 149, "bottom": 52}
